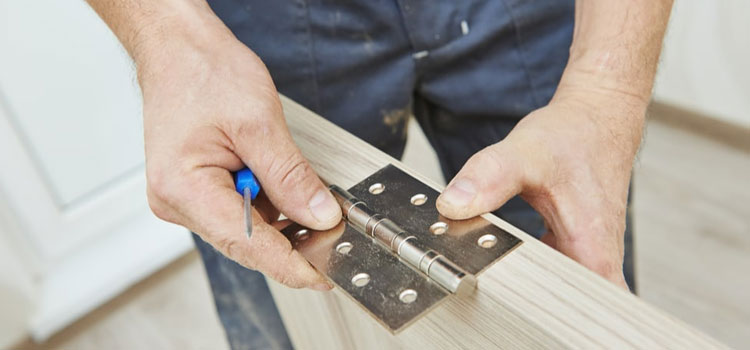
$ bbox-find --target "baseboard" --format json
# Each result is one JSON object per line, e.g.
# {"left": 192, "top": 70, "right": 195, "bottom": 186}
{"left": 648, "top": 102, "right": 750, "bottom": 152}
{"left": 28, "top": 214, "right": 193, "bottom": 341}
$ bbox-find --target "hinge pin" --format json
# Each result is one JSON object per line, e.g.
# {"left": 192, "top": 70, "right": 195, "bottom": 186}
{"left": 330, "top": 185, "right": 477, "bottom": 295}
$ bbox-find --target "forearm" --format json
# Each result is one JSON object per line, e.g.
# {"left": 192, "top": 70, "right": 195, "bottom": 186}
{"left": 553, "top": 0, "right": 673, "bottom": 150}
{"left": 85, "top": 0, "right": 234, "bottom": 81}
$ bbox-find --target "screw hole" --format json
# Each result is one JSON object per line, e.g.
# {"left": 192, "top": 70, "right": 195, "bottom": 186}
{"left": 369, "top": 183, "right": 385, "bottom": 195}
{"left": 399, "top": 289, "right": 418, "bottom": 303}
{"left": 477, "top": 234, "right": 497, "bottom": 248}
{"left": 410, "top": 194, "right": 428, "bottom": 206}
{"left": 429, "top": 222, "right": 448, "bottom": 235}
{"left": 295, "top": 229, "right": 310, "bottom": 241}
{"left": 351, "top": 273, "right": 370, "bottom": 287}
{"left": 336, "top": 242, "right": 353, "bottom": 254}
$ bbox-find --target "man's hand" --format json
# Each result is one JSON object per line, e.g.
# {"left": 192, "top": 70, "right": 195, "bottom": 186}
{"left": 438, "top": 0, "right": 672, "bottom": 289}
{"left": 437, "top": 92, "right": 644, "bottom": 289}
{"left": 87, "top": 0, "right": 341, "bottom": 290}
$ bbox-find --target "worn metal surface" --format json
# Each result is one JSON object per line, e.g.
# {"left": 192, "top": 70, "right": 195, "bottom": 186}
{"left": 281, "top": 164, "right": 521, "bottom": 332}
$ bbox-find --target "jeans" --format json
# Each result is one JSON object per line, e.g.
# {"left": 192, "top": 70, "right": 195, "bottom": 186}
{"left": 193, "top": 1, "right": 635, "bottom": 349}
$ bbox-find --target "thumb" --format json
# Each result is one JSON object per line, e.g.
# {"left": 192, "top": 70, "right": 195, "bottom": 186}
{"left": 233, "top": 108, "right": 341, "bottom": 231}
{"left": 437, "top": 142, "right": 526, "bottom": 220}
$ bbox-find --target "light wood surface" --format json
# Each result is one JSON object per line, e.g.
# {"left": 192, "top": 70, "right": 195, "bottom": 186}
{"left": 267, "top": 96, "right": 727, "bottom": 349}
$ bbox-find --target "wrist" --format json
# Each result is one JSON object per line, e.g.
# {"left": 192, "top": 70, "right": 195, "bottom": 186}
{"left": 557, "top": 48, "right": 657, "bottom": 104}
{"left": 553, "top": 63, "right": 650, "bottom": 118}
{"left": 549, "top": 80, "right": 648, "bottom": 156}
{"left": 129, "top": 2, "right": 237, "bottom": 87}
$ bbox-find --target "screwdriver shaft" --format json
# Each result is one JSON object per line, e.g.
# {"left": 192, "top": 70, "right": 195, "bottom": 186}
{"left": 243, "top": 186, "right": 253, "bottom": 238}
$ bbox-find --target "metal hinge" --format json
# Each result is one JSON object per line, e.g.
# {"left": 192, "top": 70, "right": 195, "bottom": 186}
{"left": 282, "top": 164, "right": 522, "bottom": 332}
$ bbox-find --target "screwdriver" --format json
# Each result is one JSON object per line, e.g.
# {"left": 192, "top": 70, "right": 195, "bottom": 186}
{"left": 234, "top": 167, "right": 261, "bottom": 238}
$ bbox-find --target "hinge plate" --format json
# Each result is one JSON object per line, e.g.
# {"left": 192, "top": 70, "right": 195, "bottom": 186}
{"left": 282, "top": 164, "right": 521, "bottom": 332}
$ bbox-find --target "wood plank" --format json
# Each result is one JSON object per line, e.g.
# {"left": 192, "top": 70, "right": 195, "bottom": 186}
{"left": 267, "top": 96, "right": 726, "bottom": 349}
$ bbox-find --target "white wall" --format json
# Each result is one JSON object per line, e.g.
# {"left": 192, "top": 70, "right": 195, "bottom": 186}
{"left": 0, "top": 202, "right": 35, "bottom": 348}
{"left": 654, "top": 1, "right": 750, "bottom": 128}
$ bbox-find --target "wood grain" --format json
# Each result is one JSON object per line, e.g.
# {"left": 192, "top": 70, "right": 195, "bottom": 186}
{"left": 268, "top": 96, "right": 727, "bottom": 349}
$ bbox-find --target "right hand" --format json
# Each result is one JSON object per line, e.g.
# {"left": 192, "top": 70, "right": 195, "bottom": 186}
{"left": 139, "top": 22, "right": 341, "bottom": 290}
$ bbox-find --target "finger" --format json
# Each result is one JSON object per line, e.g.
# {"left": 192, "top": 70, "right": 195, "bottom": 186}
{"left": 539, "top": 231, "right": 557, "bottom": 249}
{"left": 548, "top": 197, "right": 628, "bottom": 289}
{"left": 243, "top": 212, "right": 333, "bottom": 290}
{"left": 253, "top": 191, "right": 280, "bottom": 223}
{"left": 173, "top": 168, "right": 332, "bottom": 290}
{"left": 555, "top": 234, "right": 628, "bottom": 289}
{"left": 437, "top": 141, "right": 525, "bottom": 219}
{"left": 231, "top": 103, "right": 341, "bottom": 231}
{"left": 271, "top": 219, "right": 293, "bottom": 231}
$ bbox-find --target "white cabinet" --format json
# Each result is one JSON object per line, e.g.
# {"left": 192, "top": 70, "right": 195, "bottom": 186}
{"left": 0, "top": 0, "right": 192, "bottom": 342}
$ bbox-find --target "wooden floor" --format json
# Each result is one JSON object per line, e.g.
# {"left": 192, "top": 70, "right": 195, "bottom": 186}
{"left": 17, "top": 118, "right": 750, "bottom": 349}
{"left": 634, "top": 121, "right": 750, "bottom": 347}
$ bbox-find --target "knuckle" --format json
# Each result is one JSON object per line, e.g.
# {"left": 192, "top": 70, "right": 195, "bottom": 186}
{"left": 146, "top": 188, "right": 171, "bottom": 221}
{"left": 468, "top": 145, "right": 526, "bottom": 190}
{"left": 484, "top": 144, "right": 506, "bottom": 163}
{"left": 472, "top": 145, "right": 512, "bottom": 175}
{"left": 274, "top": 273, "right": 303, "bottom": 289}
{"left": 145, "top": 165, "right": 174, "bottom": 202}
{"left": 468, "top": 147, "right": 498, "bottom": 167}
{"left": 145, "top": 166, "right": 176, "bottom": 221}
{"left": 231, "top": 98, "right": 282, "bottom": 137}
{"left": 269, "top": 153, "right": 315, "bottom": 191}
{"left": 145, "top": 166, "right": 165, "bottom": 199}
{"left": 214, "top": 235, "right": 245, "bottom": 264}
{"left": 269, "top": 251, "right": 308, "bottom": 289}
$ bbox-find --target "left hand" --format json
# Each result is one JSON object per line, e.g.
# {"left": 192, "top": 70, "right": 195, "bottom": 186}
{"left": 436, "top": 92, "right": 646, "bottom": 289}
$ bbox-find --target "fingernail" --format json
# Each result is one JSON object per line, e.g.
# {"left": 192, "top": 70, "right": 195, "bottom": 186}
{"left": 309, "top": 189, "right": 340, "bottom": 224}
{"left": 441, "top": 178, "right": 476, "bottom": 207}
{"left": 313, "top": 282, "right": 333, "bottom": 291}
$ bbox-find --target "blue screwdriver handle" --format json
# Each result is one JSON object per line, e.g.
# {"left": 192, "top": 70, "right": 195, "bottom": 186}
{"left": 234, "top": 167, "right": 261, "bottom": 199}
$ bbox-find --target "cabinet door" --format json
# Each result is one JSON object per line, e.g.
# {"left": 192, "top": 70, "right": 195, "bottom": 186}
{"left": 0, "top": 0, "right": 147, "bottom": 261}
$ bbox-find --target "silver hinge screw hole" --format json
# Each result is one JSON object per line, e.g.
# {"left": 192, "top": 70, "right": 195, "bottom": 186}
{"left": 351, "top": 273, "right": 371, "bottom": 287}
{"left": 429, "top": 221, "right": 448, "bottom": 235}
{"left": 410, "top": 194, "right": 428, "bottom": 206}
{"left": 399, "top": 289, "right": 418, "bottom": 304}
{"left": 336, "top": 242, "right": 353, "bottom": 254}
{"left": 478, "top": 234, "right": 498, "bottom": 248}
{"left": 369, "top": 183, "right": 385, "bottom": 195}
{"left": 295, "top": 229, "right": 310, "bottom": 241}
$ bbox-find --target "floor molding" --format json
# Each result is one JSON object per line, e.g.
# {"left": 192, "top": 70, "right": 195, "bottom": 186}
{"left": 12, "top": 251, "right": 202, "bottom": 350}
{"left": 648, "top": 102, "right": 750, "bottom": 152}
